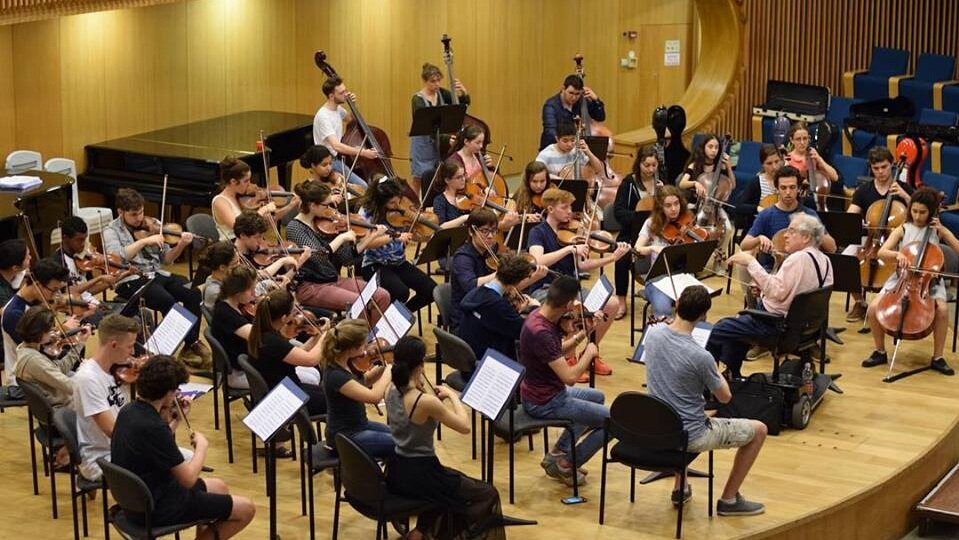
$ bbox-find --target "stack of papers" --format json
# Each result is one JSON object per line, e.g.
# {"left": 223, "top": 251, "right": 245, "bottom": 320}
{"left": 0, "top": 175, "right": 42, "bottom": 191}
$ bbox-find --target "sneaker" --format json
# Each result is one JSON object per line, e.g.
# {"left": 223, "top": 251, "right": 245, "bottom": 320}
{"left": 541, "top": 454, "right": 587, "bottom": 486}
{"left": 845, "top": 302, "right": 867, "bottom": 322}
{"left": 179, "top": 342, "right": 213, "bottom": 371}
{"left": 593, "top": 356, "right": 612, "bottom": 376}
{"left": 671, "top": 485, "right": 692, "bottom": 507}
{"left": 861, "top": 350, "right": 888, "bottom": 368}
{"left": 227, "top": 370, "right": 250, "bottom": 390}
{"left": 717, "top": 493, "right": 765, "bottom": 516}
{"left": 566, "top": 356, "right": 590, "bottom": 383}
{"left": 931, "top": 357, "right": 955, "bottom": 376}
{"left": 745, "top": 345, "right": 769, "bottom": 361}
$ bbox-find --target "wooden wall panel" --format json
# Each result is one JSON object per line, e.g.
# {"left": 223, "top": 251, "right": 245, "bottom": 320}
{"left": 11, "top": 19, "right": 62, "bottom": 158}
{"left": 0, "top": 26, "right": 15, "bottom": 156}
{"left": 0, "top": 0, "right": 181, "bottom": 25}
{"left": 715, "top": 0, "right": 959, "bottom": 140}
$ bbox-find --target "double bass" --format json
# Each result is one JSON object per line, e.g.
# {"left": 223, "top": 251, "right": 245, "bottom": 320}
{"left": 439, "top": 34, "right": 492, "bottom": 157}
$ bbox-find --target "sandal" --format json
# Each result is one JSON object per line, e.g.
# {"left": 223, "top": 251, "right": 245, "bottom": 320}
{"left": 614, "top": 306, "right": 627, "bottom": 320}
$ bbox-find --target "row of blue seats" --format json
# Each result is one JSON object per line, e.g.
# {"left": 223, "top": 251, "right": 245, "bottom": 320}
{"left": 845, "top": 47, "right": 959, "bottom": 116}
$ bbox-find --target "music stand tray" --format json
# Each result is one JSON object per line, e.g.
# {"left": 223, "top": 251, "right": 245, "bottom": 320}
{"left": 553, "top": 179, "right": 590, "bottom": 213}
{"left": 645, "top": 240, "right": 718, "bottom": 283}
{"left": 825, "top": 253, "right": 863, "bottom": 295}
{"left": 118, "top": 277, "right": 156, "bottom": 318}
{"left": 584, "top": 136, "right": 609, "bottom": 162}
{"left": 414, "top": 226, "right": 469, "bottom": 267}
{"left": 409, "top": 104, "right": 467, "bottom": 138}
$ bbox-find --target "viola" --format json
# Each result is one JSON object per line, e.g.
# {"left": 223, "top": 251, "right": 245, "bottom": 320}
{"left": 875, "top": 225, "right": 942, "bottom": 340}
{"left": 661, "top": 213, "right": 709, "bottom": 245}
{"left": 859, "top": 156, "right": 908, "bottom": 291}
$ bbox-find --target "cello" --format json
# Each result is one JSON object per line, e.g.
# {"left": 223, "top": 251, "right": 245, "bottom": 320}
{"left": 693, "top": 135, "right": 733, "bottom": 239}
{"left": 636, "top": 106, "right": 669, "bottom": 213}
{"left": 875, "top": 224, "right": 942, "bottom": 342}
{"left": 439, "top": 34, "right": 492, "bottom": 157}
{"left": 858, "top": 155, "right": 908, "bottom": 291}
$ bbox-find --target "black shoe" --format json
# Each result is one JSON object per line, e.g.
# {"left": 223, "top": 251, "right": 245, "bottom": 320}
{"left": 931, "top": 357, "right": 955, "bottom": 376}
{"left": 862, "top": 350, "right": 888, "bottom": 368}
{"left": 671, "top": 485, "right": 692, "bottom": 507}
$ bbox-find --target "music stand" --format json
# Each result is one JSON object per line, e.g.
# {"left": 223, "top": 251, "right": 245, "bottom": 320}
{"left": 414, "top": 226, "right": 468, "bottom": 278}
{"left": 118, "top": 277, "right": 156, "bottom": 318}
{"left": 584, "top": 135, "right": 609, "bottom": 162}
{"left": 504, "top": 223, "right": 535, "bottom": 252}
{"left": 553, "top": 179, "right": 590, "bottom": 212}
{"left": 644, "top": 240, "right": 718, "bottom": 285}
{"left": 818, "top": 211, "right": 863, "bottom": 250}
{"left": 409, "top": 104, "right": 468, "bottom": 159}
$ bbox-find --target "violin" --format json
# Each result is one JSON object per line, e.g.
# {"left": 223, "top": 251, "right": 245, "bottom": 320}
{"left": 875, "top": 225, "right": 942, "bottom": 340}
{"left": 73, "top": 250, "right": 140, "bottom": 281}
{"left": 111, "top": 354, "right": 149, "bottom": 385}
{"left": 41, "top": 324, "right": 93, "bottom": 358}
{"left": 346, "top": 337, "right": 394, "bottom": 374}
{"left": 237, "top": 185, "right": 295, "bottom": 212}
{"left": 131, "top": 218, "right": 209, "bottom": 248}
{"left": 859, "top": 156, "right": 908, "bottom": 291}
{"left": 312, "top": 205, "right": 347, "bottom": 235}
{"left": 661, "top": 213, "right": 710, "bottom": 245}
{"left": 251, "top": 240, "right": 307, "bottom": 267}
{"left": 386, "top": 199, "right": 441, "bottom": 243}
{"left": 693, "top": 135, "right": 733, "bottom": 236}
{"left": 281, "top": 311, "right": 328, "bottom": 340}
{"left": 51, "top": 294, "right": 100, "bottom": 317}
{"left": 558, "top": 303, "right": 603, "bottom": 336}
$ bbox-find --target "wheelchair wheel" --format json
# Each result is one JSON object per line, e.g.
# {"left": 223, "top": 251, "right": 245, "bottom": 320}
{"left": 791, "top": 394, "right": 812, "bottom": 429}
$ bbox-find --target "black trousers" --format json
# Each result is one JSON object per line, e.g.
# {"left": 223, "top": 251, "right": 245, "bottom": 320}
{"left": 116, "top": 273, "right": 202, "bottom": 344}
{"left": 360, "top": 261, "right": 436, "bottom": 313}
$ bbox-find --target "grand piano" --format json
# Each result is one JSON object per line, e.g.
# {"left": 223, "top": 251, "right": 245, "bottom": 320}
{"left": 79, "top": 111, "right": 314, "bottom": 220}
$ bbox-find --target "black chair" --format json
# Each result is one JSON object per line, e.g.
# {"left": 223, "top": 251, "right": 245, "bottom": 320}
{"left": 200, "top": 307, "right": 219, "bottom": 430}
{"left": 430, "top": 284, "right": 454, "bottom": 440}
{"left": 431, "top": 327, "right": 479, "bottom": 453}
{"left": 599, "top": 392, "right": 713, "bottom": 539}
{"left": 0, "top": 368, "right": 27, "bottom": 412}
{"left": 292, "top": 408, "right": 340, "bottom": 540}
{"left": 334, "top": 433, "right": 438, "bottom": 540}
{"left": 53, "top": 407, "right": 110, "bottom": 540}
{"left": 237, "top": 354, "right": 301, "bottom": 476}
{"left": 19, "top": 379, "right": 65, "bottom": 517}
{"left": 204, "top": 328, "right": 250, "bottom": 464}
{"left": 184, "top": 213, "right": 219, "bottom": 280}
{"left": 97, "top": 458, "right": 220, "bottom": 540}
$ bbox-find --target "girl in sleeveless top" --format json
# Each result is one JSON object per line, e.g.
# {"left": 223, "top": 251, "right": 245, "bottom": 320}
{"left": 385, "top": 336, "right": 505, "bottom": 540}
{"left": 212, "top": 156, "right": 298, "bottom": 241}
{"left": 862, "top": 187, "right": 959, "bottom": 375}
{"left": 448, "top": 125, "right": 493, "bottom": 182}
{"left": 299, "top": 145, "right": 349, "bottom": 207}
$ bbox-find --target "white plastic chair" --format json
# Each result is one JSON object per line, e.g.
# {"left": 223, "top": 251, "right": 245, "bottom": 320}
{"left": 44, "top": 158, "right": 113, "bottom": 244}
{"left": 5, "top": 150, "right": 42, "bottom": 174}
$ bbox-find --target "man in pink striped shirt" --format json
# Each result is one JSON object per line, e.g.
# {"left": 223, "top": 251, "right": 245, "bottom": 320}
{"left": 706, "top": 213, "right": 833, "bottom": 379}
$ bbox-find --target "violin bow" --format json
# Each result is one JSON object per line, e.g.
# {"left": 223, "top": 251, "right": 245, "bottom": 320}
{"left": 570, "top": 250, "right": 595, "bottom": 386}
{"left": 407, "top": 162, "right": 444, "bottom": 238}
{"left": 172, "top": 392, "right": 195, "bottom": 442}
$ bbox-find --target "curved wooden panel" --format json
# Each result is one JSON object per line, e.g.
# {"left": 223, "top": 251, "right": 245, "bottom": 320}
{"left": 0, "top": 0, "right": 181, "bottom": 25}
{"left": 614, "top": 0, "right": 746, "bottom": 150}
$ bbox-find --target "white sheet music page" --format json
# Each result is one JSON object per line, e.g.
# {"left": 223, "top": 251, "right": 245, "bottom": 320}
{"left": 145, "top": 304, "right": 197, "bottom": 356}
{"left": 373, "top": 302, "right": 411, "bottom": 346}
{"left": 651, "top": 273, "right": 717, "bottom": 301}
{"left": 242, "top": 378, "right": 308, "bottom": 441}
{"left": 349, "top": 272, "right": 380, "bottom": 319}
{"left": 583, "top": 275, "right": 613, "bottom": 313}
{"left": 462, "top": 352, "right": 522, "bottom": 420}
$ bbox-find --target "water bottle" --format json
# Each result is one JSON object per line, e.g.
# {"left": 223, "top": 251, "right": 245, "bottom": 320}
{"left": 801, "top": 362, "right": 814, "bottom": 395}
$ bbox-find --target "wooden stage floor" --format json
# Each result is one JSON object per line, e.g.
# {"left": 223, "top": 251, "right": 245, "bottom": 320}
{"left": 1, "top": 272, "right": 958, "bottom": 539}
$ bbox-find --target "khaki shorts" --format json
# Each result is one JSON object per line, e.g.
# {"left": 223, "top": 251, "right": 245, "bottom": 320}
{"left": 688, "top": 417, "right": 756, "bottom": 453}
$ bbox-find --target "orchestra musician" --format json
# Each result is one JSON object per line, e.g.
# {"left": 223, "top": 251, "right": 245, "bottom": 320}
{"left": 527, "top": 188, "right": 628, "bottom": 376}
{"left": 299, "top": 145, "right": 347, "bottom": 206}
{"left": 103, "top": 187, "right": 210, "bottom": 368}
{"left": 209, "top": 266, "right": 259, "bottom": 390}
{"left": 612, "top": 145, "right": 662, "bottom": 319}
{"left": 535, "top": 122, "right": 604, "bottom": 183}
{"left": 384, "top": 336, "right": 506, "bottom": 540}
{"left": 0, "top": 239, "right": 30, "bottom": 310}
{"left": 410, "top": 62, "right": 470, "bottom": 197}
{"left": 313, "top": 76, "right": 372, "bottom": 189}
{"left": 111, "top": 355, "right": 256, "bottom": 540}
{"left": 15, "top": 305, "right": 90, "bottom": 409}
{"left": 286, "top": 179, "right": 391, "bottom": 318}
{"left": 357, "top": 176, "right": 437, "bottom": 313}
{"left": 734, "top": 143, "right": 782, "bottom": 230}
{"left": 320, "top": 318, "right": 395, "bottom": 459}
{"left": 212, "top": 156, "right": 299, "bottom": 241}
{"left": 54, "top": 216, "right": 127, "bottom": 324}
{"left": 231, "top": 211, "right": 305, "bottom": 285}
{"left": 706, "top": 213, "right": 833, "bottom": 380}
{"left": 448, "top": 125, "right": 494, "bottom": 183}
{"left": 860, "top": 187, "right": 956, "bottom": 375}
{"left": 197, "top": 241, "right": 243, "bottom": 311}
{"left": 676, "top": 134, "right": 736, "bottom": 261}
{"left": 431, "top": 159, "right": 470, "bottom": 229}
{"left": 513, "top": 161, "right": 550, "bottom": 216}
{"left": 539, "top": 74, "right": 606, "bottom": 151}
{"left": 843, "top": 146, "right": 914, "bottom": 322}
{"left": 784, "top": 122, "right": 840, "bottom": 201}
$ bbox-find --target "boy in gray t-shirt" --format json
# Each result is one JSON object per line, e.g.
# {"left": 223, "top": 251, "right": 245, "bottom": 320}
{"left": 642, "top": 286, "right": 767, "bottom": 517}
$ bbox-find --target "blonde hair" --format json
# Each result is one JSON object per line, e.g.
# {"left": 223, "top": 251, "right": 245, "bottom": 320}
{"left": 320, "top": 319, "right": 370, "bottom": 368}
{"left": 541, "top": 187, "right": 575, "bottom": 208}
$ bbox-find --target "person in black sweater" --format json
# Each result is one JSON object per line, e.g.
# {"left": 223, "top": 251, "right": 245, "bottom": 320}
{"left": 457, "top": 254, "right": 536, "bottom": 365}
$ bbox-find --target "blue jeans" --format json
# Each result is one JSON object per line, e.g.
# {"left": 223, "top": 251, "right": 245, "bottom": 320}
{"left": 644, "top": 278, "right": 675, "bottom": 317}
{"left": 523, "top": 387, "right": 609, "bottom": 466}
{"left": 333, "top": 157, "right": 369, "bottom": 188}
{"left": 347, "top": 421, "right": 394, "bottom": 459}
{"left": 705, "top": 313, "right": 779, "bottom": 379}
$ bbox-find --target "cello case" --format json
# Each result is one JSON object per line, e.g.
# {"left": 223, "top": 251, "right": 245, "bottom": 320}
{"left": 896, "top": 135, "right": 929, "bottom": 189}
{"left": 664, "top": 105, "right": 690, "bottom": 185}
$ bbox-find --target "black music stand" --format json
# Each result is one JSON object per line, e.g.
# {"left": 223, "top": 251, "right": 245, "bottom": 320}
{"left": 504, "top": 223, "right": 535, "bottom": 252}
{"left": 414, "top": 226, "right": 468, "bottom": 280}
{"left": 584, "top": 135, "right": 609, "bottom": 161}
{"left": 818, "top": 211, "right": 863, "bottom": 250}
{"left": 409, "top": 104, "right": 467, "bottom": 159}
{"left": 553, "top": 179, "right": 590, "bottom": 212}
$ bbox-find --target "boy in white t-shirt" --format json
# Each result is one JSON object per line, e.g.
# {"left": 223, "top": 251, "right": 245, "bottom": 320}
{"left": 313, "top": 75, "right": 372, "bottom": 189}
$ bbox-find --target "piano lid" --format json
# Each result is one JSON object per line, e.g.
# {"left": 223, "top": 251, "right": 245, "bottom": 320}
{"left": 85, "top": 111, "right": 314, "bottom": 164}
{"left": 756, "top": 80, "right": 830, "bottom": 117}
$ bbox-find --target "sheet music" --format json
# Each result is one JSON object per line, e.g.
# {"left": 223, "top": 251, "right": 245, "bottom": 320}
{"left": 583, "top": 275, "right": 613, "bottom": 313}
{"left": 373, "top": 301, "right": 412, "bottom": 345}
{"left": 349, "top": 272, "right": 379, "bottom": 319}
{"left": 145, "top": 304, "right": 198, "bottom": 356}
{"left": 177, "top": 382, "right": 213, "bottom": 400}
{"left": 636, "top": 321, "right": 713, "bottom": 364}
{"left": 242, "top": 378, "right": 308, "bottom": 441}
{"left": 461, "top": 349, "right": 523, "bottom": 420}
{"left": 651, "top": 273, "right": 717, "bottom": 301}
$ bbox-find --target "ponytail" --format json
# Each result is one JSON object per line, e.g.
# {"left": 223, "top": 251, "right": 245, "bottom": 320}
{"left": 320, "top": 319, "right": 369, "bottom": 369}
{"left": 193, "top": 241, "right": 236, "bottom": 287}
{"left": 391, "top": 335, "right": 426, "bottom": 391}
{"left": 247, "top": 289, "right": 294, "bottom": 358}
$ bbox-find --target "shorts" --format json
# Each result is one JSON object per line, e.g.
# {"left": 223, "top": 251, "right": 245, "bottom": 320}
{"left": 149, "top": 478, "right": 233, "bottom": 526}
{"left": 687, "top": 417, "right": 756, "bottom": 454}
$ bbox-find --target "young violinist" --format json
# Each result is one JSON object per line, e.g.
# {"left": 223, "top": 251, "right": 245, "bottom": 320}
{"left": 861, "top": 187, "right": 957, "bottom": 375}
{"left": 612, "top": 145, "right": 662, "bottom": 319}
{"left": 320, "top": 318, "right": 395, "bottom": 459}
{"left": 513, "top": 161, "right": 550, "bottom": 216}
{"left": 313, "top": 76, "right": 372, "bottom": 189}
{"left": 527, "top": 188, "right": 629, "bottom": 376}
{"left": 384, "top": 336, "right": 506, "bottom": 540}
{"left": 197, "top": 241, "right": 240, "bottom": 311}
{"left": 55, "top": 216, "right": 124, "bottom": 324}
{"left": 0, "top": 238, "right": 30, "bottom": 310}
{"left": 110, "top": 355, "right": 256, "bottom": 540}
{"left": 286, "top": 179, "right": 391, "bottom": 317}
{"left": 209, "top": 266, "right": 259, "bottom": 390}
{"left": 1, "top": 259, "right": 74, "bottom": 389}
{"left": 458, "top": 253, "right": 539, "bottom": 364}
{"left": 231, "top": 211, "right": 306, "bottom": 286}
{"left": 299, "top": 145, "right": 347, "bottom": 206}
{"left": 15, "top": 305, "right": 90, "bottom": 409}
{"left": 103, "top": 187, "right": 210, "bottom": 367}
{"left": 247, "top": 289, "right": 328, "bottom": 416}
{"left": 844, "top": 146, "right": 914, "bottom": 322}
{"left": 212, "top": 156, "right": 298, "bottom": 241}
{"left": 539, "top": 74, "right": 606, "bottom": 151}
{"left": 535, "top": 122, "right": 604, "bottom": 182}
{"left": 357, "top": 176, "right": 437, "bottom": 313}
{"left": 431, "top": 159, "right": 470, "bottom": 229}
{"left": 448, "top": 125, "right": 493, "bottom": 184}
{"left": 449, "top": 209, "right": 548, "bottom": 329}
{"left": 73, "top": 313, "right": 139, "bottom": 481}
{"left": 410, "top": 62, "right": 470, "bottom": 197}
{"left": 784, "top": 122, "right": 839, "bottom": 203}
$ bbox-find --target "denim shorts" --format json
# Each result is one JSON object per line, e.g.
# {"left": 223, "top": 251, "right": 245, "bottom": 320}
{"left": 688, "top": 417, "right": 756, "bottom": 453}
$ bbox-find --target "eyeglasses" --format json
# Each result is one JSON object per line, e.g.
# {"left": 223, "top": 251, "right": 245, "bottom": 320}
{"left": 475, "top": 227, "right": 498, "bottom": 237}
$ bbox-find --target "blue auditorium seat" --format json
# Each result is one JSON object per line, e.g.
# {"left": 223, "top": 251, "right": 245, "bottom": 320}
{"left": 923, "top": 172, "right": 959, "bottom": 205}
{"left": 734, "top": 140, "right": 762, "bottom": 178}
{"left": 832, "top": 155, "right": 869, "bottom": 189}
{"left": 943, "top": 84, "right": 959, "bottom": 114}
{"left": 827, "top": 96, "right": 860, "bottom": 157}
{"left": 846, "top": 47, "right": 910, "bottom": 101}
{"left": 898, "top": 54, "right": 957, "bottom": 118}
{"left": 942, "top": 145, "right": 959, "bottom": 178}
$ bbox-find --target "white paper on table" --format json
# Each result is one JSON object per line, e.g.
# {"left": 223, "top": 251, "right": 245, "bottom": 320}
{"left": 583, "top": 274, "right": 614, "bottom": 313}
{"left": 461, "top": 349, "right": 523, "bottom": 420}
{"left": 145, "top": 304, "right": 198, "bottom": 356}
{"left": 372, "top": 301, "right": 412, "bottom": 346}
{"left": 242, "top": 377, "right": 308, "bottom": 441}
{"left": 349, "top": 272, "right": 380, "bottom": 319}
{"left": 0, "top": 175, "right": 42, "bottom": 190}
{"left": 651, "top": 273, "right": 717, "bottom": 301}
